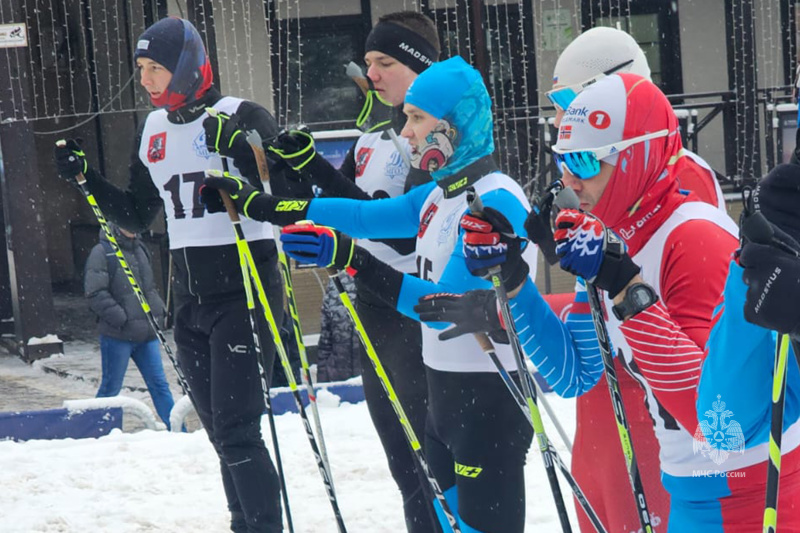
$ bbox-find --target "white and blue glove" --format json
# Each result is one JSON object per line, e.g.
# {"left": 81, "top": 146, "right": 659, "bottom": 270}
{"left": 554, "top": 209, "right": 640, "bottom": 298}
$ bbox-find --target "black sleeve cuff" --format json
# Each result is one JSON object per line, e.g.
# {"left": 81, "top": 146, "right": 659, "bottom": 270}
{"left": 303, "top": 155, "right": 371, "bottom": 200}
{"left": 245, "top": 194, "right": 311, "bottom": 226}
{"left": 348, "top": 247, "right": 404, "bottom": 308}
{"left": 369, "top": 237, "right": 416, "bottom": 256}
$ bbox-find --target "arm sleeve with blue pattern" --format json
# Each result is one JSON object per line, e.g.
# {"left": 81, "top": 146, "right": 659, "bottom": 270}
{"left": 697, "top": 261, "right": 800, "bottom": 445}
{"left": 509, "top": 278, "right": 604, "bottom": 398}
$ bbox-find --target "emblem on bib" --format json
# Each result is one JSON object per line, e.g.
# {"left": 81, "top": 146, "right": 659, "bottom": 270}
{"left": 147, "top": 132, "right": 167, "bottom": 163}
{"left": 418, "top": 204, "right": 438, "bottom": 238}
{"left": 355, "top": 147, "right": 374, "bottom": 178}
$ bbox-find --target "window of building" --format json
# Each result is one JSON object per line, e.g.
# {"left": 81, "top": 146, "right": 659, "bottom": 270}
{"left": 426, "top": 4, "right": 536, "bottom": 109}
{"left": 271, "top": 15, "right": 368, "bottom": 129}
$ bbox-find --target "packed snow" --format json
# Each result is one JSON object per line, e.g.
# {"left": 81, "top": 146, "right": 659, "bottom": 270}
{"left": 0, "top": 382, "right": 579, "bottom": 532}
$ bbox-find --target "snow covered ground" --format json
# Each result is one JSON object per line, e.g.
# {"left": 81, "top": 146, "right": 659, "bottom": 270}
{"left": 0, "top": 383, "right": 578, "bottom": 532}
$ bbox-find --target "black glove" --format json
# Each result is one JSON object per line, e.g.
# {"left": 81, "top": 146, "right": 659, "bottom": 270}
{"left": 741, "top": 242, "right": 800, "bottom": 336}
{"left": 53, "top": 138, "right": 88, "bottom": 185}
{"left": 414, "top": 290, "right": 508, "bottom": 343}
{"left": 461, "top": 206, "right": 530, "bottom": 292}
{"left": 791, "top": 127, "right": 800, "bottom": 167}
{"left": 201, "top": 170, "right": 261, "bottom": 215}
{"left": 267, "top": 129, "right": 317, "bottom": 172}
{"left": 201, "top": 170, "right": 311, "bottom": 225}
{"left": 202, "top": 110, "right": 259, "bottom": 182}
{"left": 525, "top": 183, "right": 560, "bottom": 265}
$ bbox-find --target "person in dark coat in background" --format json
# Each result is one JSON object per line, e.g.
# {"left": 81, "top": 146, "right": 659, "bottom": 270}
{"left": 84, "top": 223, "right": 175, "bottom": 428}
{"left": 316, "top": 274, "right": 361, "bottom": 383}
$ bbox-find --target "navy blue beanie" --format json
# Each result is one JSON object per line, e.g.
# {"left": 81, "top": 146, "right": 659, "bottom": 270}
{"left": 134, "top": 17, "right": 186, "bottom": 73}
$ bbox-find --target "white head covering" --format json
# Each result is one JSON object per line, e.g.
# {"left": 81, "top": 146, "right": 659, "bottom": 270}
{"left": 554, "top": 74, "right": 627, "bottom": 166}
{"left": 552, "top": 26, "right": 651, "bottom": 89}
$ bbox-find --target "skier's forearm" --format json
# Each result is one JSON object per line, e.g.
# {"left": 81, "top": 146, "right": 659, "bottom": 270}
{"left": 305, "top": 156, "right": 372, "bottom": 200}
{"left": 619, "top": 302, "right": 705, "bottom": 431}
{"left": 307, "top": 183, "right": 431, "bottom": 240}
{"left": 83, "top": 165, "right": 163, "bottom": 233}
{"left": 511, "top": 279, "right": 603, "bottom": 397}
{"left": 348, "top": 249, "right": 404, "bottom": 309}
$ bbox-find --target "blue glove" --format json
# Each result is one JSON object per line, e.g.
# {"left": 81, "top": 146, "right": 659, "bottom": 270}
{"left": 554, "top": 209, "right": 640, "bottom": 298}
{"left": 280, "top": 223, "right": 365, "bottom": 272}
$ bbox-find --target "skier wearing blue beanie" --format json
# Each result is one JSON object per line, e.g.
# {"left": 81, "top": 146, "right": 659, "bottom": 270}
{"left": 202, "top": 55, "right": 538, "bottom": 532}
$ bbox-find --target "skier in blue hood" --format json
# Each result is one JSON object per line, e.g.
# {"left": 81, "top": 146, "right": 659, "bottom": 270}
{"left": 201, "top": 55, "right": 539, "bottom": 532}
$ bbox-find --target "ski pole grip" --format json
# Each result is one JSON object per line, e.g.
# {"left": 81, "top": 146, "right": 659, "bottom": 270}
{"left": 55, "top": 139, "right": 87, "bottom": 185}
{"left": 345, "top": 61, "right": 370, "bottom": 96}
{"left": 553, "top": 186, "right": 580, "bottom": 211}
{"left": 245, "top": 129, "right": 272, "bottom": 185}
{"left": 204, "top": 169, "right": 240, "bottom": 223}
{"left": 465, "top": 187, "right": 504, "bottom": 280}
{"left": 466, "top": 187, "right": 484, "bottom": 215}
{"left": 219, "top": 190, "right": 241, "bottom": 223}
{"left": 473, "top": 332, "right": 495, "bottom": 353}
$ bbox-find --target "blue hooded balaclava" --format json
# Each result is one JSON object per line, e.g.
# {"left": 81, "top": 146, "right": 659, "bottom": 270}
{"left": 404, "top": 56, "right": 494, "bottom": 183}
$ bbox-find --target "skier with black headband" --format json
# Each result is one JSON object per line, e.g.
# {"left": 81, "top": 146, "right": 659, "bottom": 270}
{"left": 53, "top": 17, "right": 288, "bottom": 532}
{"left": 203, "top": 11, "right": 444, "bottom": 532}
{"left": 201, "top": 55, "right": 538, "bottom": 533}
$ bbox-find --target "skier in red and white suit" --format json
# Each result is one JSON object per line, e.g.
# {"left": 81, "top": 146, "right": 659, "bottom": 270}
{"left": 518, "top": 73, "right": 739, "bottom": 528}
{"left": 545, "top": 28, "right": 727, "bottom": 532}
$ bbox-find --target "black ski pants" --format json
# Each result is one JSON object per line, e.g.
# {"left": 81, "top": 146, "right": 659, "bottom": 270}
{"left": 357, "top": 298, "right": 442, "bottom": 533}
{"left": 174, "top": 264, "right": 284, "bottom": 533}
{"left": 425, "top": 368, "right": 534, "bottom": 533}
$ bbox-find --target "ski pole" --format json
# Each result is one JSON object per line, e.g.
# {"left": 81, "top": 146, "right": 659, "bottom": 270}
{"left": 325, "top": 266, "right": 461, "bottom": 533}
{"left": 207, "top": 171, "right": 347, "bottom": 533}
{"left": 466, "top": 188, "right": 572, "bottom": 533}
{"left": 236, "top": 122, "right": 334, "bottom": 483}
{"left": 554, "top": 187, "right": 654, "bottom": 533}
{"left": 763, "top": 333, "right": 790, "bottom": 533}
{"left": 472, "top": 333, "right": 607, "bottom": 533}
{"left": 525, "top": 179, "right": 575, "bottom": 453}
{"left": 740, "top": 211, "right": 800, "bottom": 533}
{"left": 216, "top": 155, "right": 295, "bottom": 533}
{"left": 56, "top": 141, "right": 193, "bottom": 403}
{"left": 537, "top": 382, "right": 574, "bottom": 452}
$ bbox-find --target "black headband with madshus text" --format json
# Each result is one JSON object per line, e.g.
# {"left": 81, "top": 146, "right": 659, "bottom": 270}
{"left": 365, "top": 22, "right": 438, "bottom": 74}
